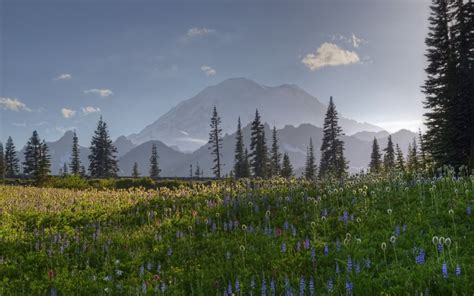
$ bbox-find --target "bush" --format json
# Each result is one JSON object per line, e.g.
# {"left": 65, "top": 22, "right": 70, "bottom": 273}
{"left": 114, "top": 177, "right": 156, "bottom": 189}
{"left": 48, "top": 175, "right": 89, "bottom": 190}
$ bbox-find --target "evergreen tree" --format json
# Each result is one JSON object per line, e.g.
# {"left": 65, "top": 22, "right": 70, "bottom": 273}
{"left": 242, "top": 148, "right": 251, "bottom": 178}
{"left": 69, "top": 130, "right": 81, "bottom": 175}
{"left": 80, "top": 166, "right": 87, "bottom": 178}
{"left": 88, "top": 117, "right": 118, "bottom": 178}
{"left": 194, "top": 162, "right": 201, "bottom": 178}
{"left": 23, "top": 130, "right": 42, "bottom": 178}
{"left": 63, "top": 162, "right": 68, "bottom": 176}
{"left": 369, "top": 137, "right": 382, "bottom": 173}
{"left": 0, "top": 142, "right": 5, "bottom": 180}
{"left": 407, "top": 139, "right": 419, "bottom": 173}
{"left": 450, "top": 0, "right": 474, "bottom": 168}
{"left": 418, "top": 129, "right": 429, "bottom": 170}
{"left": 149, "top": 143, "right": 161, "bottom": 179}
{"left": 423, "top": 0, "right": 458, "bottom": 167}
{"left": 304, "top": 137, "right": 317, "bottom": 181}
{"left": 249, "top": 109, "right": 269, "bottom": 178}
{"left": 4, "top": 137, "right": 19, "bottom": 178}
{"left": 189, "top": 164, "right": 193, "bottom": 178}
{"left": 34, "top": 140, "right": 51, "bottom": 183}
{"left": 233, "top": 117, "right": 246, "bottom": 178}
{"left": 395, "top": 144, "right": 405, "bottom": 172}
{"left": 383, "top": 135, "right": 395, "bottom": 172}
{"left": 319, "top": 97, "right": 348, "bottom": 179}
{"left": 269, "top": 126, "right": 282, "bottom": 177}
{"left": 132, "top": 162, "right": 140, "bottom": 178}
{"left": 208, "top": 106, "right": 223, "bottom": 178}
{"left": 280, "top": 153, "right": 293, "bottom": 179}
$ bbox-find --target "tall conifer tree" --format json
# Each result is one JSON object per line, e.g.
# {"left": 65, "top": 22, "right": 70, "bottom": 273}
{"left": 304, "top": 137, "right": 317, "bottom": 181}
{"left": 383, "top": 135, "right": 395, "bottom": 172}
{"left": 369, "top": 137, "right": 382, "bottom": 173}
{"left": 88, "top": 117, "right": 118, "bottom": 178}
{"left": 319, "top": 97, "right": 347, "bottom": 179}
{"left": 208, "top": 106, "right": 223, "bottom": 178}
{"left": 23, "top": 130, "right": 42, "bottom": 178}
{"left": 249, "top": 109, "right": 268, "bottom": 178}
{"left": 4, "top": 137, "right": 19, "bottom": 178}
{"left": 280, "top": 153, "right": 293, "bottom": 179}
{"left": 149, "top": 143, "right": 161, "bottom": 179}
{"left": 69, "top": 130, "right": 81, "bottom": 175}
{"left": 269, "top": 126, "right": 282, "bottom": 177}
{"left": 0, "top": 143, "right": 5, "bottom": 180}
{"left": 234, "top": 117, "right": 246, "bottom": 178}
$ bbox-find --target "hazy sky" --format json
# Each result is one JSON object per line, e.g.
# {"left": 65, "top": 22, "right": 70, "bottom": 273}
{"left": 1, "top": 0, "right": 430, "bottom": 146}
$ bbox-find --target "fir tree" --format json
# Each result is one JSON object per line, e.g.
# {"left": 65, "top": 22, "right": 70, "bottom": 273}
{"left": 423, "top": 0, "right": 458, "bottom": 167}
{"left": 80, "top": 166, "right": 87, "bottom": 178}
{"left": 149, "top": 143, "right": 161, "bottom": 179}
{"left": 242, "top": 148, "right": 251, "bottom": 178}
{"left": 280, "top": 153, "right": 293, "bottom": 179}
{"left": 34, "top": 140, "right": 51, "bottom": 183}
{"left": 194, "top": 162, "right": 201, "bottom": 178}
{"left": 418, "top": 129, "right": 429, "bottom": 170}
{"left": 69, "top": 130, "right": 81, "bottom": 175}
{"left": 0, "top": 143, "right": 5, "bottom": 180}
{"left": 233, "top": 117, "right": 246, "bottom": 178}
{"left": 23, "top": 130, "right": 42, "bottom": 178}
{"left": 269, "top": 126, "right": 282, "bottom": 177}
{"left": 88, "top": 117, "right": 118, "bottom": 178}
{"left": 395, "top": 144, "right": 405, "bottom": 172}
{"left": 369, "top": 137, "right": 382, "bottom": 173}
{"left": 4, "top": 137, "right": 19, "bottom": 178}
{"left": 63, "top": 162, "right": 68, "bottom": 176}
{"left": 208, "top": 106, "right": 223, "bottom": 178}
{"left": 249, "top": 109, "right": 268, "bottom": 178}
{"left": 304, "top": 137, "right": 317, "bottom": 181}
{"left": 132, "top": 162, "right": 140, "bottom": 178}
{"left": 319, "top": 97, "right": 348, "bottom": 179}
{"left": 189, "top": 164, "right": 193, "bottom": 178}
{"left": 407, "top": 139, "right": 419, "bottom": 173}
{"left": 383, "top": 135, "right": 395, "bottom": 172}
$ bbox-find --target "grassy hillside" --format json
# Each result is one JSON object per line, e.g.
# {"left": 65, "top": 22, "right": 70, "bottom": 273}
{"left": 0, "top": 173, "right": 473, "bottom": 294}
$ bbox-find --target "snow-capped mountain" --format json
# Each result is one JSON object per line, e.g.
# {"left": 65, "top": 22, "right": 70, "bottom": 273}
{"left": 128, "top": 78, "right": 383, "bottom": 152}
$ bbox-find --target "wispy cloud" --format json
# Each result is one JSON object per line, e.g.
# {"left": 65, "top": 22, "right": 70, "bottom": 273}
{"left": 0, "top": 97, "right": 32, "bottom": 112}
{"left": 81, "top": 106, "right": 101, "bottom": 115}
{"left": 53, "top": 73, "right": 72, "bottom": 81}
{"left": 84, "top": 88, "right": 114, "bottom": 97}
{"left": 12, "top": 122, "right": 27, "bottom": 127}
{"left": 302, "top": 43, "right": 360, "bottom": 71}
{"left": 201, "top": 65, "right": 216, "bottom": 76}
{"left": 187, "top": 27, "right": 215, "bottom": 38}
{"left": 61, "top": 108, "right": 76, "bottom": 118}
{"left": 331, "top": 33, "right": 367, "bottom": 48}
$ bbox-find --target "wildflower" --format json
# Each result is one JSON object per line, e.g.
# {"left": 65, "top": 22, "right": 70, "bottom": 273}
{"left": 270, "top": 278, "right": 276, "bottom": 295}
{"left": 296, "top": 241, "right": 301, "bottom": 252}
{"left": 304, "top": 238, "right": 310, "bottom": 249}
{"left": 336, "top": 239, "right": 341, "bottom": 252}
{"left": 345, "top": 280, "right": 353, "bottom": 295}
{"left": 281, "top": 242, "right": 287, "bottom": 253}
{"left": 381, "top": 242, "right": 387, "bottom": 250}
{"left": 299, "top": 276, "right": 305, "bottom": 295}
{"left": 160, "top": 282, "right": 167, "bottom": 293}
{"left": 467, "top": 204, "right": 472, "bottom": 216}
{"left": 50, "top": 287, "right": 57, "bottom": 296}
{"left": 324, "top": 244, "right": 329, "bottom": 256}
{"left": 455, "top": 264, "right": 461, "bottom": 276}
{"left": 394, "top": 225, "right": 400, "bottom": 237}
{"left": 327, "top": 279, "right": 334, "bottom": 294}
{"left": 311, "top": 247, "right": 316, "bottom": 261}
{"left": 167, "top": 247, "right": 173, "bottom": 256}
{"left": 437, "top": 243, "right": 443, "bottom": 253}
{"left": 387, "top": 209, "right": 392, "bottom": 215}
{"left": 235, "top": 278, "right": 240, "bottom": 293}
{"left": 442, "top": 262, "right": 448, "bottom": 279}
{"left": 390, "top": 236, "right": 397, "bottom": 244}
{"left": 355, "top": 262, "right": 360, "bottom": 273}
{"left": 309, "top": 277, "right": 315, "bottom": 296}
{"left": 415, "top": 248, "right": 426, "bottom": 265}
{"left": 365, "top": 258, "right": 372, "bottom": 268}
{"left": 251, "top": 277, "right": 256, "bottom": 290}
{"left": 335, "top": 261, "right": 341, "bottom": 274}
{"left": 261, "top": 278, "right": 267, "bottom": 295}
{"left": 347, "top": 256, "right": 353, "bottom": 273}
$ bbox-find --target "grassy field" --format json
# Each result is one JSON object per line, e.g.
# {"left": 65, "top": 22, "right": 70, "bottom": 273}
{"left": 0, "top": 173, "right": 473, "bottom": 295}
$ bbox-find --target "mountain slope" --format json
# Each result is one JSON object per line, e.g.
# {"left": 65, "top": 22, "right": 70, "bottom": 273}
{"left": 128, "top": 78, "right": 383, "bottom": 151}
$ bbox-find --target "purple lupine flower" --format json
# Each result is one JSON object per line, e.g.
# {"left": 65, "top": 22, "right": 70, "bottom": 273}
{"left": 160, "top": 282, "right": 167, "bottom": 293}
{"left": 309, "top": 277, "right": 315, "bottom": 296}
{"left": 298, "top": 277, "right": 305, "bottom": 296}
{"left": 235, "top": 278, "right": 240, "bottom": 293}
{"left": 50, "top": 287, "right": 57, "bottom": 296}
{"left": 345, "top": 280, "right": 353, "bottom": 295}
{"left": 167, "top": 247, "right": 173, "bottom": 256}
{"left": 212, "top": 222, "right": 217, "bottom": 232}
{"left": 355, "top": 262, "right": 360, "bottom": 274}
{"left": 336, "top": 239, "right": 341, "bottom": 252}
{"left": 304, "top": 238, "right": 310, "bottom": 250}
{"left": 291, "top": 225, "right": 297, "bottom": 236}
{"left": 324, "top": 244, "right": 329, "bottom": 256}
{"left": 442, "top": 262, "right": 448, "bottom": 279}
{"left": 139, "top": 264, "right": 145, "bottom": 277}
{"left": 284, "top": 221, "right": 289, "bottom": 230}
{"left": 347, "top": 256, "right": 353, "bottom": 273}
{"left": 281, "top": 242, "right": 287, "bottom": 253}
{"left": 335, "top": 262, "right": 341, "bottom": 274}
{"left": 311, "top": 247, "right": 316, "bottom": 261}
{"left": 365, "top": 258, "right": 371, "bottom": 269}
{"left": 227, "top": 281, "right": 233, "bottom": 294}
{"left": 467, "top": 204, "right": 472, "bottom": 216}
{"left": 284, "top": 276, "right": 292, "bottom": 295}
{"left": 455, "top": 264, "right": 461, "bottom": 276}
{"left": 394, "top": 225, "right": 401, "bottom": 237}
{"left": 270, "top": 279, "right": 276, "bottom": 295}
{"left": 416, "top": 248, "right": 425, "bottom": 265}
{"left": 402, "top": 224, "right": 407, "bottom": 232}
{"left": 437, "top": 243, "right": 443, "bottom": 253}
{"left": 327, "top": 279, "right": 334, "bottom": 294}
{"left": 261, "top": 278, "right": 267, "bottom": 295}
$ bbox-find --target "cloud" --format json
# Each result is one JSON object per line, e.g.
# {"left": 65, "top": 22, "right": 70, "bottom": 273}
{"left": 201, "top": 65, "right": 216, "bottom": 76}
{"left": 12, "top": 122, "right": 27, "bottom": 127}
{"left": 301, "top": 43, "right": 360, "bottom": 71}
{"left": 61, "top": 108, "right": 76, "bottom": 118}
{"left": 81, "top": 106, "right": 101, "bottom": 115}
{"left": 187, "top": 27, "right": 216, "bottom": 38}
{"left": 351, "top": 34, "right": 364, "bottom": 48}
{"left": 331, "top": 34, "right": 367, "bottom": 48}
{"left": 84, "top": 88, "right": 114, "bottom": 97}
{"left": 0, "top": 97, "right": 32, "bottom": 112}
{"left": 53, "top": 73, "right": 72, "bottom": 80}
